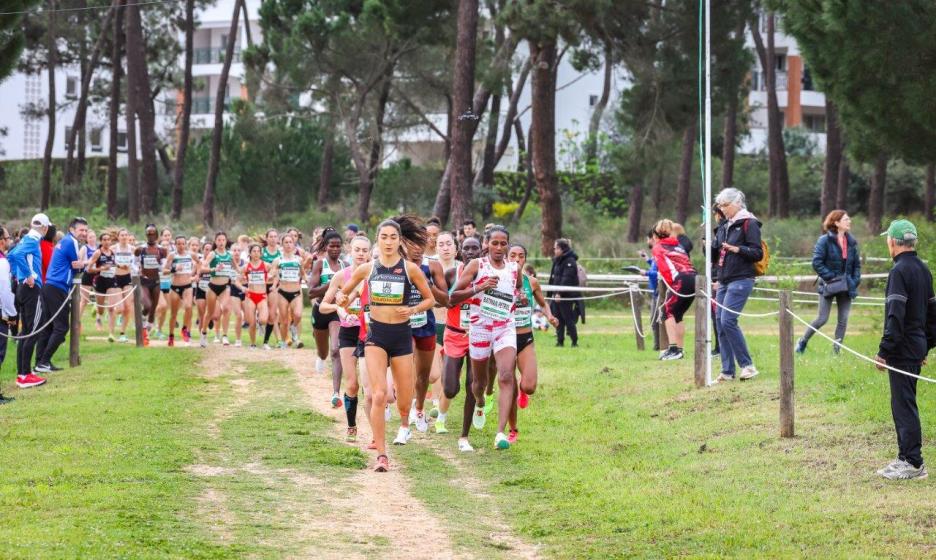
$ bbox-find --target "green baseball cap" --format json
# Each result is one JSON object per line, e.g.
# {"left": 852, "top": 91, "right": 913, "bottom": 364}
{"left": 881, "top": 219, "right": 918, "bottom": 241}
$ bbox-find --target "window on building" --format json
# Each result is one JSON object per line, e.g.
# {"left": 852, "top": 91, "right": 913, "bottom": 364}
{"left": 64, "top": 126, "right": 73, "bottom": 149}
{"left": 589, "top": 94, "right": 599, "bottom": 107}
{"left": 65, "top": 76, "right": 78, "bottom": 99}
{"left": 804, "top": 114, "right": 826, "bottom": 133}
{"left": 775, "top": 54, "right": 786, "bottom": 72}
{"left": 116, "top": 130, "right": 127, "bottom": 153}
{"left": 90, "top": 127, "right": 103, "bottom": 152}
{"left": 801, "top": 67, "right": 814, "bottom": 91}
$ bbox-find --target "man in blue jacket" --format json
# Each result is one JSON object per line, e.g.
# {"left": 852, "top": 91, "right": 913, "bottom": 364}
{"left": 34, "top": 217, "right": 88, "bottom": 373}
{"left": 7, "top": 213, "right": 50, "bottom": 388}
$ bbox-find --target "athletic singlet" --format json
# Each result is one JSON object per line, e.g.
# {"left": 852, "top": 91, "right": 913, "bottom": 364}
{"left": 210, "top": 251, "right": 234, "bottom": 281}
{"left": 139, "top": 245, "right": 166, "bottom": 281}
{"left": 340, "top": 267, "right": 361, "bottom": 328}
{"left": 446, "top": 263, "right": 472, "bottom": 330}
{"left": 320, "top": 257, "right": 343, "bottom": 286}
{"left": 368, "top": 258, "right": 412, "bottom": 307}
{"left": 261, "top": 247, "right": 281, "bottom": 265}
{"left": 97, "top": 250, "right": 116, "bottom": 278}
{"left": 278, "top": 254, "right": 302, "bottom": 284}
{"left": 114, "top": 245, "right": 134, "bottom": 273}
{"left": 515, "top": 274, "right": 534, "bottom": 330}
{"left": 470, "top": 257, "right": 518, "bottom": 326}
{"left": 245, "top": 261, "right": 268, "bottom": 289}
{"left": 408, "top": 263, "right": 435, "bottom": 330}
{"left": 83, "top": 244, "right": 98, "bottom": 272}
{"left": 172, "top": 254, "right": 194, "bottom": 277}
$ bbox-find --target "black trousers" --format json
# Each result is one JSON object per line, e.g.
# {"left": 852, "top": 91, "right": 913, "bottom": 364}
{"left": 552, "top": 300, "right": 578, "bottom": 345}
{"left": 15, "top": 283, "right": 42, "bottom": 376}
{"left": 36, "top": 283, "right": 71, "bottom": 367}
{"left": 889, "top": 365, "right": 923, "bottom": 468}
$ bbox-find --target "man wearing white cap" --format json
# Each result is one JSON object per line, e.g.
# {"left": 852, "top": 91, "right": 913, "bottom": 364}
{"left": 6, "top": 213, "right": 51, "bottom": 388}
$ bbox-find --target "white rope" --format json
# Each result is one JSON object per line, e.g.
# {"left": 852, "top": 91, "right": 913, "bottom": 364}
{"left": 627, "top": 285, "right": 646, "bottom": 339}
{"left": 0, "top": 285, "right": 76, "bottom": 340}
{"left": 656, "top": 274, "right": 782, "bottom": 318}
{"left": 93, "top": 289, "right": 137, "bottom": 309}
{"left": 786, "top": 308, "right": 936, "bottom": 384}
{"left": 751, "top": 285, "right": 886, "bottom": 301}
{"left": 543, "top": 289, "right": 635, "bottom": 302}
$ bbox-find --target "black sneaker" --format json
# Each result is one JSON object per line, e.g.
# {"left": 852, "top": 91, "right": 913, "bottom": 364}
{"left": 658, "top": 348, "right": 674, "bottom": 360}
{"left": 795, "top": 338, "right": 807, "bottom": 354}
{"left": 661, "top": 349, "right": 684, "bottom": 361}
{"left": 48, "top": 362, "right": 63, "bottom": 372}
{"left": 0, "top": 394, "right": 14, "bottom": 405}
{"left": 34, "top": 362, "right": 52, "bottom": 374}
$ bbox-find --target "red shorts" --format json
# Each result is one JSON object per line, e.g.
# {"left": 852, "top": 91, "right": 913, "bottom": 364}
{"left": 246, "top": 291, "right": 266, "bottom": 305}
{"left": 413, "top": 334, "right": 436, "bottom": 352}
{"left": 442, "top": 325, "right": 469, "bottom": 359}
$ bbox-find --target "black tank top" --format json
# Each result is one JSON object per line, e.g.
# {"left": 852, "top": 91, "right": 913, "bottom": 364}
{"left": 368, "top": 258, "right": 412, "bottom": 306}
{"left": 98, "top": 251, "right": 115, "bottom": 268}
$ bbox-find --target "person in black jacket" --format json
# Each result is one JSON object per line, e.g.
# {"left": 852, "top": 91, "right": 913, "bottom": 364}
{"left": 549, "top": 238, "right": 580, "bottom": 347}
{"left": 796, "top": 210, "right": 861, "bottom": 354}
{"left": 874, "top": 219, "right": 936, "bottom": 481}
{"left": 711, "top": 188, "right": 763, "bottom": 382}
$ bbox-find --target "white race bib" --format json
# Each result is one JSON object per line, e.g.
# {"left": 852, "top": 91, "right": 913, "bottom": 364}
{"left": 248, "top": 271, "right": 265, "bottom": 285}
{"left": 515, "top": 306, "right": 532, "bottom": 327}
{"left": 143, "top": 255, "right": 160, "bottom": 270}
{"left": 176, "top": 260, "right": 193, "bottom": 275}
{"left": 479, "top": 289, "right": 514, "bottom": 321}
{"left": 100, "top": 268, "right": 115, "bottom": 279}
{"left": 281, "top": 267, "right": 300, "bottom": 282}
{"left": 370, "top": 281, "right": 405, "bottom": 305}
{"left": 115, "top": 252, "right": 133, "bottom": 267}
{"left": 198, "top": 279, "right": 210, "bottom": 291}
{"left": 410, "top": 311, "right": 427, "bottom": 328}
{"left": 459, "top": 304, "right": 471, "bottom": 329}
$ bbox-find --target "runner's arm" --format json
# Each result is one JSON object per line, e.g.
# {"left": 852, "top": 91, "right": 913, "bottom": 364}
{"left": 530, "top": 276, "right": 559, "bottom": 326}
{"left": 405, "top": 261, "right": 436, "bottom": 315}
{"left": 337, "top": 262, "right": 371, "bottom": 307}
{"left": 318, "top": 274, "right": 344, "bottom": 315}
{"left": 308, "top": 260, "right": 329, "bottom": 299}
{"left": 449, "top": 259, "right": 484, "bottom": 305}
{"left": 428, "top": 260, "right": 449, "bottom": 306}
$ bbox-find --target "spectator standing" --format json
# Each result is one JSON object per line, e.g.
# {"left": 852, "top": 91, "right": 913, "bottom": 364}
{"left": 874, "top": 219, "right": 936, "bottom": 481}
{"left": 34, "top": 217, "right": 88, "bottom": 374}
{"left": 549, "top": 238, "right": 580, "bottom": 347}
{"left": 7, "top": 213, "right": 50, "bottom": 388}
{"left": 0, "top": 225, "right": 16, "bottom": 403}
{"left": 40, "top": 224, "right": 56, "bottom": 282}
{"left": 796, "top": 210, "right": 861, "bottom": 354}
{"left": 711, "top": 188, "right": 762, "bottom": 382}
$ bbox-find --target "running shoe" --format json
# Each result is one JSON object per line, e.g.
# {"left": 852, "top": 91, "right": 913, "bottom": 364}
{"left": 384, "top": 405, "right": 392, "bottom": 421}
{"left": 877, "top": 459, "right": 904, "bottom": 476}
{"left": 435, "top": 418, "right": 448, "bottom": 434}
{"left": 881, "top": 461, "right": 928, "bottom": 480}
{"left": 715, "top": 373, "right": 735, "bottom": 383}
{"left": 494, "top": 432, "right": 510, "bottom": 450}
{"left": 316, "top": 357, "right": 326, "bottom": 374}
{"left": 392, "top": 427, "right": 412, "bottom": 445}
{"left": 34, "top": 362, "right": 52, "bottom": 374}
{"left": 155, "top": 330, "right": 165, "bottom": 341}
{"left": 472, "top": 405, "right": 486, "bottom": 430}
{"left": 508, "top": 429, "right": 519, "bottom": 444}
{"left": 48, "top": 363, "right": 62, "bottom": 372}
{"left": 182, "top": 327, "right": 191, "bottom": 343}
{"left": 833, "top": 338, "right": 842, "bottom": 356}
{"left": 168, "top": 335, "right": 175, "bottom": 347}
{"left": 518, "top": 391, "right": 530, "bottom": 409}
{"left": 331, "top": 393, "right": 341, "bottom": 408}
{"left": 234, "top": 340, "right": 242, "bottom": 348}
{"left": 142, "top": 329, "right": 149, "bottom": 347}
{"left": 346, "top": 426, "right": 358, "bottom": 443}
{"left": 739, "top": 365, "right": 760, "bottom": 380}
{"left": 295, "top": 340, "right": 304, "bottom": 349}
{"left": 222, "top": 335, "right": 230, "bottom": 346}
{"left": 250, "top": 344, "right": 257, "bottom": 350}
{"left": 483, "top": 397, "right": 494, "bottom": 416}
{"left": 119, "top": 334, "right": 128, "bottom": 344}
{"left": 277, "top": 341, "right": 286, "bottom": 350}
{"left": 213, "top": 336, "right": 221, "bottom": 344}
{"left": 415, "top": 411, "right": 429, "bottom": 433}
{"left": 458, "top": 438, "right": 474, "bottom": 452}
{"left": 658, "top": 348, "right": 673, "bottom": 360}
{"left": 289, "top": 325, "right": 298, "bottom": 343}
{"left": 367, "top": 440, "right": 377, "bottom": 450}
{"left": 16, "top": 373, "right": 47, "bottom": 389}
{"left": 263, "top": 343, "right": 271, "bottom": 350}
{"left": 661, "top": 349, "right": 684, "bottom": 361}
{"left": 408, "top": 407, "right": 417, "bottom": 426}
{"left": 795, "top": 337, "right": 807, "bottom": 354}
{"left": 199, "top": 333, "right": 207, "bottom": 348}
{"left": 107, "top": 334, "right": 115, "bottom": 343}
{"left": 374, "top": 454, "right": 389, "bottom": 472}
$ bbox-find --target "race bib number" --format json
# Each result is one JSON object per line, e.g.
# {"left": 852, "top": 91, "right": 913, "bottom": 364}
{"left": 459, "top": 303, "right": 471, "bottom": 330}
{"left": 410, "top": 311, "right": 427, "bottom": 328}
{"left": 370, "top": 281, "right": 405, "bottom": 305}
{"left": 159, "top": 275, "right": 171, "bottom": 290}
{"left": 143, "top": 255, "right": 160, "bottom": 270}
{"left": 100, "top": 268, "right": 115, "bottom": 279}
{"left": 479, "top": 289, "right": 514, "bottom": 321}
{"left": 515, "top": 306, "right": 532, "bottom": 328}
{"left": 281, "top": 267, "right": 300, "bottom": 282}
{"left": 115, "top": 253, "right": 133, "bottom": 267}
{"left": 198, "top": 279, "right": 210, "bottom": 291}
{"left": 348, "top": 298, "right": 362, "bottom": 313}
{"left": 248, "top": 271, "right": 265, "bottom": 285}
{"left": 176, "top": 260, "right": 193, "bottom": 275}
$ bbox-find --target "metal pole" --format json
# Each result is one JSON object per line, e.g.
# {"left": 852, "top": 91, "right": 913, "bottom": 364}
{"left": 704, "top": 0, "right": 714, "bottom": 386}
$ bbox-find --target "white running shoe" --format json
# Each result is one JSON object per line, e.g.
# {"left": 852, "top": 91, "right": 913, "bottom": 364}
{"left": 289, "top": 324, "right": 298, "bottom": 342}
{"left": 392, "top": 427, "right": 412, "bottom": 445}
{"left": 200, "top": 333, "right": 207, "bottom": 348}
{"left": 472, "top": 405, "right": 486, "bottom": 430}
{"left": 234, "top": 340, "right": 242, "bottom": 348}
{"left": 494, "top": 432, "right": 510, "bottom": 450}
{"left": 263, "top": 343, "right": 271, "bottom": 350}
{"left": 408, "top": 407, "right": 417, "bottom": 426}
{"left": 213, "top": 336, "right": 221, "bottom": 344}
{"left": 384, "top": 405, "right": 392, "bottom": 422}
{"left": 458, "top": 438, "right": 474, "bottom": 452}
{"left": 222, "top": 335, "right": 230, "bottom": 346}
{"left": 119, "top": 334, "right": 128, "bottom": 343}
{"left": 278, "top": 342, "right": 286, "bottom": 350}
{"left": 739, "top": 365, "right": 760, "bottom": 380}
{"left": 316, "top": 357, "right": 326, "bottom": 374}
{"left": 415, "top": 410, "right": 429, "bottom": 433}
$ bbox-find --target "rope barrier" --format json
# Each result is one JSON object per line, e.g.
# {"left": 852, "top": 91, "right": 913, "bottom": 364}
{"left": 79, "top": 286, "right": 138, "bottom": 309}
{"left": 656, "top": 275, "right": 782, "bottom": 318}
{"left": 751, "top": 285, "right": 886, "bottom": 301}
{"left": 0, "top": 285, "right": 77, "bottom": 340}
{"left": 785, "top": 308, "right": 936, "bottom": 384}
{"left": 626, "top": 285, "right": 646, "bottom": 339}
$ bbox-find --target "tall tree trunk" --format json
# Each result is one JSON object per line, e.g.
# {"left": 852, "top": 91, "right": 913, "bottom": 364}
{"left": 512, "top": 120, "right": 534, "bottom": 223}
{"left": 65, "top": 2, "right": 115, "bottom": 186}
{"left": 676, "top": 119, "right": 696, "bottom": 225}
{"left": 239, "top": 0, "right": 259, "bottom": 103}
{"left": 318, "top": 117, "right": 335, "bottom": 207}
{"left": 626, "top": 184, "right": 644, "bottom": 243}
{"left": 126, "top": 109, "right": 140, "bottom": 223}
{"left": 585, "top": 40, "right": 612, "bottom": 164}
{"left": 530, "top": 40, "right": 561, "bottom": 256}
{"left": 821, "top": 99, "right": 842, "bottom": 217}
{"left": 202, "top": 0, "right": 243, "bottom": 228}
{"left": 40, "top": 0, "right": 57, "bottom": 211}
{"left": 356, "top": 72, "right": 392, "bottom": 224}
{"left": 477, "top": 93, "right": 500, "bottom": 189}
{"left": 172, "top": 0, "right": 194, "bottom": 220}
{"left": 493, "top": 57, "right": 531, "bottom": 166}
{"left": 125, "top": 0, "right": 158, "bottom": 215}
{"left": 722, "top": 93, "right": 738, "bottom": 189}
{"left": 867, "top": 153, "right": 887, "bottom": 234}
{"left": 751, "top": 13, "right": 790, "bottom": 218}
{"left": 835, "top": 150, "right": 848, "bottom": 209}
{"left": 107, "top": 0, "right": 123, "bottom": 219}
{"left": 926, "top": 163, "right": 935, "bottom": 222}
{"left": 447, "top": 0, "right": 480, "bottom": 228}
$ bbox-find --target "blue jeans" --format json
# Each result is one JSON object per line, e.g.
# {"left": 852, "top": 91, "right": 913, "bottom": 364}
{"left": 716, "top": 278, "right": 755, "bottom": 376}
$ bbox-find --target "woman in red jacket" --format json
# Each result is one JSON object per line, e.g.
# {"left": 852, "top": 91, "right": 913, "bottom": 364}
{"left": 40, "top": 224, "right": 57, "bottom": 282}
{"left": 651, "top": 219, "right": 697, "bottom": 361}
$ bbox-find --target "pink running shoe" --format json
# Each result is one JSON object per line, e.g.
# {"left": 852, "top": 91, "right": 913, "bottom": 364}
{"left": 517, "top": 390, "right": 530, "bottom": 409}
{"left": 508, "top": 429, "right": 519, "bottom": 444}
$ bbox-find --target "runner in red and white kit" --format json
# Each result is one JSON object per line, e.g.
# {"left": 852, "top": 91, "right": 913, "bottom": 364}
{"left": 651, "top": 219, "right": 697, "bottom": 360}
{"left": 449, "top": 226, "right": 522, "bottom": 450}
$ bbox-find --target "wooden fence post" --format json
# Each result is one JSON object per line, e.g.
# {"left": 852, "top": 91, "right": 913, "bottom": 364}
{"left": 693, "top": 275, "right": 707, "bottom": 388}
{"left": 632, "top": 287, "right": 645, "bottom": 351}
{"left": 69, "top": 277, "right": 82, "bottom": 367}
{"left": 132, "top": 274, "right": 144, "bottom": 347}
{"left": 779, "top": 290, "right": 795, "bottom": 437}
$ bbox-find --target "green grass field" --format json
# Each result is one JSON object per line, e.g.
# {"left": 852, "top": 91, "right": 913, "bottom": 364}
{"left": 2, "top": 298, "right": 936, "bottom": 558}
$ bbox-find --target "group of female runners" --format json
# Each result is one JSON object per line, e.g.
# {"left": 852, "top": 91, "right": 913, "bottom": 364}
{"left": 76, "top": 217, "right": 553, "bottom": 471}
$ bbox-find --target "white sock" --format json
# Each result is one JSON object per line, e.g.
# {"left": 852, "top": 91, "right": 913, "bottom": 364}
{"left": 438, "top": 412, "right": 447, "bottom": 423}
